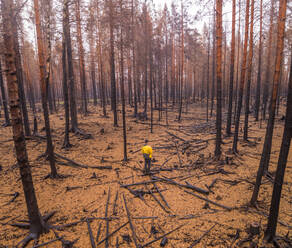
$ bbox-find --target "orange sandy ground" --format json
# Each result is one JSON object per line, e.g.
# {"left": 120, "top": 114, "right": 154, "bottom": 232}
{"left": 0, "top": 103, "right": 291, "bottom": 248}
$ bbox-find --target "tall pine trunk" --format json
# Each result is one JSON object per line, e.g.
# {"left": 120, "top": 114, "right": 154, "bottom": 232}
{"left": 64, "top": 0, "right": 78, "bottom": 131}
{"left": 254, "top": 0, "right": 263, "bottom": 121}
{"left": 34, "top": 0, "right": 58, "bottom": 177}
{"left": 250, "top": 0, "right": 287, "bottom": 205}
{"left": 232, "top": 0, "right": 250, "bottom": 153}
{"left": 109, "top": 0, "right": 118, "bottom": 126}
{"left": 265, "top": 42, "right": 291, "bottom": 242}
{"left": 243, "top": 0, "right": 255, "bottom": 141}
{"left": 1, "top": 0, "right": 45, "bottom": 235}
{"left": 75, "top": 0, "right": 88, "bottom": 114}
{"left": 226, "top": 0, "right": 236, "bottom": 136}
{"left": 215, "top": 0, "right": 223, "bottom": 157}
{"left": 0, "top": 60, "right": 10, "bottom": 126}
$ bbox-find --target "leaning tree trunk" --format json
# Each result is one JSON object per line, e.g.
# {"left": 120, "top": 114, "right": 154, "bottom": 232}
{"left": 232, "top": 0, "right": 250, "bottom": 153}
{"left": 265, "top": 42, "right": 291, "bottom": 242}
{"left": 34, "top": 0, "right": 57, "bottom": 177}
{"left": 250, "top": 0, "right": 287, "bottom": 206}
{"left": 215, "top": 0, "right": 223, "bottom": 157}
{"left": 243, "top": 0, "right": 255, "bottom": 141}
{"left": 1, "top": 0, "right": 45, "bottom": 235}
{"left": 226, "top": 0, "right": 236, "bottom": 136}
{"left": 0, "top": 60, "right": 10, "bottom": 126}
{"left": 254, "top": 0, "right": 263, "bottom": 121}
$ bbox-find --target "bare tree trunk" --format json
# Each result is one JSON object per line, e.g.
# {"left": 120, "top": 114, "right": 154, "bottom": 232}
{"left": 178, "top": 1, "right": 184, "bottom": 122}
{"left": 0, "top": 60, "right": 10, "bottom": 126}
{"left": 215, "top": 0, "right": 223, "bottom": 157}
{"left": 1, "top": 0, "right": 45, "bottom": 235}
{"left": 64, "top": 0, "right": 78, "bottom": 131}
{"left": 265, "top": 42, "right": 291, "bottom": 242}
{"left": 75, "top": 0, "right": 88, "bottom": 114}
{"left": 131, "top": 0, "right": 137, "bottom": 117}
{"left": 226, "top": 0, "right": 236, "bottom": 136}
{"left": 254, "top": 0, "right": 263, "bottom": 121}
{"left": 232, "top": 0, "right": 250, "bottom": 153}
{"left": 210, "top": 0, "right": 216, "bottom": 118}
{"left": 61, "top": 29, "right": 71, "bottom": 148}
{"left": 243, "top": 0, "right": 255, "bottom": 141}
{"left": 262, "top": 0, "right": 275, "bottom": 120}
{"left": 34, "top": 0, "right": 58, "bottom": 177}
{"left": 109, "top": 0, "right": 118, "bottom": 126}
{"left": 89, "top": 7, "right": 97, "bottom": 106}
{"left": 251, "top": 0, "right": 287, "bottom": 205}
{"left": 120, "top": 6, "right": 127, "bottom": 161}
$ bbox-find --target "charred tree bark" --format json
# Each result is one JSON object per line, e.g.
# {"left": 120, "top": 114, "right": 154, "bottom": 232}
{"left": 215, "top": 0, "right": 223, "bottom": 157}
{"left": 232, "top": 0, "right": 250, "bottom": 153}
{"left": 226, "top": 0, "right": 236, "bottom": 136}
{"left": 61, "top": 31, "right": 71, "bottom": 148}
{"left": 254, "top": 0, "right": 263, "bottom": 121}
{"left": 251, "top": 0, "right": 287, "bottom": 205}
{"left": 265, "top": 42, "right": 291, "bottom": 242}
{"left": 120, "top": 8, "right": 127, "bottom": 161}
{"left": 0, "top": 60, "right": 10, "bottom": 126}
{"left": 34, "top": 0, "right": 58, "bottom": 177}
{"left": 64, "top": 0, "right": 78, "bottom": 131}
{"left": 1, "top": 0, "right": 45, "bottom": 236}
{"left": 243, "top": 0, "right": 255, "bottom": 141}
{"left": 178, "top": 1, "right": 184, "bottom": 122}
{"left": 210, "top": 0, "right": 216, "bottom": 118}
{"left": 75, "top": 0, "right": 88, "bottom": 115}
{"left": 262, "top": 0, "right": 275, "bottom": 120}
{"left": 109, "top": 0, "right": 118, "bottom": 126}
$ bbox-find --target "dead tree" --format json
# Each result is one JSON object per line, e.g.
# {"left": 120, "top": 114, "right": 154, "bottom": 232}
{"left": 63, "top": 0, "right": 78, "bottom": 132}
{"left": 61, "top": 29, "right": 71, "bottom": 148}
{"left": 226, "top": 0, "right": 236, "bottom": 136}
{"left": 1, "top": 0, "right": 46, "bottom": 240}
{"left": 254, "top": 0, "right": 263, "bottom": 121}
{"left": 262, "top": 0, "right": 275, "bottom": 120}
{"left": 109, "top": 0, "right": 118, "bottom": 126}
{"left": 120, "top": 3, "right": 127, "bottom": 161}
{"left": 75, "top": 0, "right": 88, "bottom": 115}
{"left": 34, "top": 0, "right": 58, "bottom": 178}
{"left": 0, "top": 60, "right": 10, "bottom": 126}
{"left": 265, "top": 42, "right": 291, "bottom": 242}
{"left": 215, "top": 0, "right": 223, "bottom": 157}
{"left": 251, "top": 0, "right": 288, "bottom": 205}
{"left": 243, "top": 0, "right": 255, "bottom": 141}
{"left": 232, "top": 0, "right": 250, "bottom": 153}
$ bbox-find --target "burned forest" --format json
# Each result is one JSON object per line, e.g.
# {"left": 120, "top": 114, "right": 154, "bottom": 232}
{"left": 0, "top": 0, "right": 291, "bottom": 247}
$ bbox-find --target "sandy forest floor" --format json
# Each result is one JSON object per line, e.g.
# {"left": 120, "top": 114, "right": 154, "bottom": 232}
{"left": 0, "top": 103, "right": 291, "bottom": 248}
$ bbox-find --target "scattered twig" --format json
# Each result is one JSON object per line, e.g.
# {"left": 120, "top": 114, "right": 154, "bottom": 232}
{"left": 189, "top": 224, "right": 216, "bottom": 247}
{"left": 122, "top": 194, "right": 140, "bottom": 248}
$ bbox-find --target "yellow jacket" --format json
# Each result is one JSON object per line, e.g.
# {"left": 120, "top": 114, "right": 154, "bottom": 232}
{"left": 142, "top": 145, "right": 153, "bottom": 158}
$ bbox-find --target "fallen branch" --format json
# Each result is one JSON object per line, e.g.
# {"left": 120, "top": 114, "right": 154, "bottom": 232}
{"left": 105, "top": 188, "right": 111, "bottom": 248}
{"left": 153, "top": 176, "right": 209, "bottom": 195}
{"left": 189, "top": 224, "right": 216, "bottom": 247}
{"left": 122, "top": 194, "right": 140, "bottom": 248}
{"left": 183, "top": 190, "right": 232, "bottom": 211}
{"left": 145, "top": 185, "right": 170, "bottom": 214}
{"left": 96, "top": 221, "right": 129, "bottom": 246}
{"left": 141, "top": 224, "right": 184, "bottom": 247}
{"left": 86, "top": 219, "right": 96, "bottom": 248}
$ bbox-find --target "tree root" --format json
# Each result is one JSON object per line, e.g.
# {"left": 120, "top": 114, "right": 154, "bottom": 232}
{"left": 72, "top": 128, "right": 93, "bottom": 139}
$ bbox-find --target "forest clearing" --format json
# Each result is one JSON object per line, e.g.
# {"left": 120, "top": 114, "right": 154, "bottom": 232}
{"left": 0, "top": 104, "right": 290, "bottom": 247}
{"left": 0, "top": 0, "right": 292, "bottom": 247}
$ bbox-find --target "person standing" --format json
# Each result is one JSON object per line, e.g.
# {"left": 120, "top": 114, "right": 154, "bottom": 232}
{"left": 141, "top": 139, "right": 152, "bottom": 174}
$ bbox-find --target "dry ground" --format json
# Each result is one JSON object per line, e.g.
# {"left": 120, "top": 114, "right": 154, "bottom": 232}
{"left": 0, "top": 103, "right": 291, "bottom": 248}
